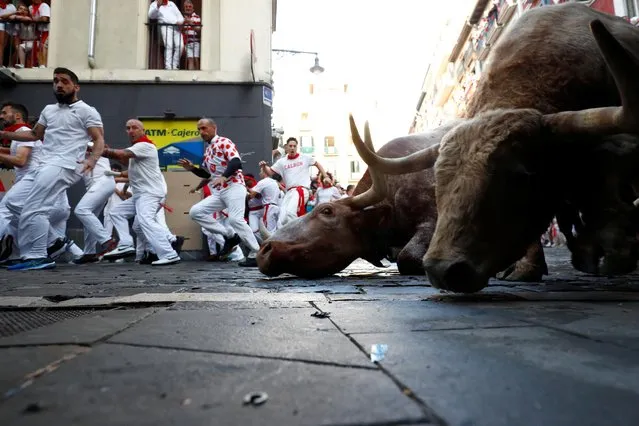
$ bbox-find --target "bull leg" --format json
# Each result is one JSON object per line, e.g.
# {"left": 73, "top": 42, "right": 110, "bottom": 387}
{"left": 396, "top": 225, "right": 433, "bottom": 275}
{"left": 496, "top": 241, "right": 547, "bottom": 282}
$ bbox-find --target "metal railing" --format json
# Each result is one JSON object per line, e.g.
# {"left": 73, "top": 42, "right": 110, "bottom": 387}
{"left": 0, "top": 20, "right": 49, "bottom": 69}
{"left": 147, "top": 22, "right": 202, "bottom": 70}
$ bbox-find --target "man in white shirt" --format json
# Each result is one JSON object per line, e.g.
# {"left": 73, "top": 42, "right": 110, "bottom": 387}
{"left": 72, "top": 143, "right": 117, "bottom": 263}
{"left": 178, "top": 118, "right": 260, "bottom": 267}
{"left": 248, "top": 169, "right": 281, "bottom": 233}
{"left": 0, "top": 69, "right": 107, "bottom": 271}
{"left": 101, "top": 119, "right": 180, "bottom": 265}
{"left": 148, "top": 0, "right": 184, "bottom": 70}
{"left": 259, "top": 137, "right": 327, "bottom": 228}
{"left": 315, "top": 177, "right": 342, "bottom": 205}
{"left": 28, "top": 0, "right": 50, "bottom": 67}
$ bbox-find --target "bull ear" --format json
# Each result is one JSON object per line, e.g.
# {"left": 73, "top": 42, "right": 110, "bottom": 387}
{"left": 355, "top": 204, "right": 392, "bottom": 231}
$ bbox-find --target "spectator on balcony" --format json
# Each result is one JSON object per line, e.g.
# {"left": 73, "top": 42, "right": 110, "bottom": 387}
{"left": 7, "top": 3, "right": 37, "bottom": 69}
{"left": 181, "top": 0, "right": 201, "bottom": 70}
{"left": 0, "top": 0, "right": 17, "bottom": 67}
{"left": 148, "top": 0, "right": 184, "bottom": 70}
{"left": 29, "top": 0, "right": 50, "bottom": 68}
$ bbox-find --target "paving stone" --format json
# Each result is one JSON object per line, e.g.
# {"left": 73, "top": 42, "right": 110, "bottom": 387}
{"left": 476, "top": 301, "right": 639, "bottom": 351}
{"left": 0, "top": 308, "right": 158, "bottom": 347}
{"left": 0, "top": 346, "right": 89, "bottom": 398}
{"left": 0, "top": 344, "right": 426, "bottom": 426}
{"left": 108, "top": 307, "right": 372, "bottom": 367}
{"left": 315, "top": 300, "right": 527, "bottom": 334}
{"left": 353, "top": 327, "right": 639, "bottom": 426}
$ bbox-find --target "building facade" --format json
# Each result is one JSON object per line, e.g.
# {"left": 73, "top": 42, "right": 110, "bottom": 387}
{"left": 409, "top": 0, "right": 637, "bottom": 134}
{"left": 0, "top": 0, "right": 276, "bottom": 242}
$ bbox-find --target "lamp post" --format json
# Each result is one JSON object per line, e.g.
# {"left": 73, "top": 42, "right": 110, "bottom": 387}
{"left": 272, "top": 49, "right": 325, "bottom": 75}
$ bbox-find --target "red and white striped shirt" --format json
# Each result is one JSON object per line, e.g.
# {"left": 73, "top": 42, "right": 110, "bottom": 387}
{"left": 182, "top": 12, "right": 201, "bottom": 44}
{"left": 202, "top": 135, "right": 245, "bottom": 189}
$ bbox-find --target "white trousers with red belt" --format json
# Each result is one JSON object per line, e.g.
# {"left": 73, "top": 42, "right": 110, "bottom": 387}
{"left": 278, "top": 187, "right": 309, "bottom": 228}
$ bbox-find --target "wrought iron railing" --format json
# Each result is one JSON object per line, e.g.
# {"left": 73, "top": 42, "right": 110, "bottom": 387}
{"left": 146, "top": 21, "right": 202, "bottom": 70}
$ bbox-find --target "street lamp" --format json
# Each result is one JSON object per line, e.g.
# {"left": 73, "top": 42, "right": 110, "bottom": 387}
{"left": 272, "top": 49, "right": 325, "bottom": 75}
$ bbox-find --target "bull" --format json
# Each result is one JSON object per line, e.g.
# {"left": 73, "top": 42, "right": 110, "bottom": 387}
{"left": 256, "top": 120, "right": 457, "bottom": 278}
{"left": 349, "top": 3, "right": 639, "bottom": 292}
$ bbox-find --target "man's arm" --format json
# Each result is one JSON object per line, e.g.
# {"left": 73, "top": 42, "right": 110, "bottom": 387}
{"left": 189, "top": 178, "right": 210, "bottom": 193}
{"left": 102, "top": 147, "right": 136, "bottom": 163}
{"left": 84, "top": 127, "right": 105, "bottom": 173}
{"left": 0, "top": 146, "right": 32, "bottom": 168}
{"left": 313, "top": 160, "right": 327, "bottom": 179}
{"left": 0, "top": 123, "right": 45, "bottom": 142}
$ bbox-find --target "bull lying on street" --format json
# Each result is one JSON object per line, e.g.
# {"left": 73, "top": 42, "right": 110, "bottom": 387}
{"left": 256, "top": 119, "right": 457, "bottom": 278}
{"left": 350, "top": 4, "right": 639, "bottom": 292}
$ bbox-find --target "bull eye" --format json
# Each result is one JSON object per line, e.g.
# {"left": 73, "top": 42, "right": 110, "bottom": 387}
{"left": 321, "top": 206, "right": 333, "bottom": 216}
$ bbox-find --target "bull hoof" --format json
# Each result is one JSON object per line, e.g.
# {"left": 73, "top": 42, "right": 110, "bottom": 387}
{"left": 496, "top": 261, "right": 544, "bottom": 282}
{"left": 600, "top": 254, "right": 637, "bottom": 276}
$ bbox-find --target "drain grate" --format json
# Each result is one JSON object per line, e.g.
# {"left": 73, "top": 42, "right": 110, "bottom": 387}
{"left": 0, "top": 309, "right": 96, "bottom": 338}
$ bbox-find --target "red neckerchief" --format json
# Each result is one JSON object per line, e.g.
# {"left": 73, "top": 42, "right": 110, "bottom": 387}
{"left": 0, "top": 1, "right": 8, "bottom": 10}
{"left": 321, "top": 182, "right": 332, "bottom": 189}
{"left": 3, "top": 122, "right": 31, "bottom": 132}
{"left": 31, "top": 1, "right": 41, "bottom": 16}
{"left": 287, "top": 153, "right": 300, "bottom": 160}
{"left": 133, "top": 135, "right": 155, "bottom": 145}
{"left": 161, "top": 0, "right": 168, "bottom": 5}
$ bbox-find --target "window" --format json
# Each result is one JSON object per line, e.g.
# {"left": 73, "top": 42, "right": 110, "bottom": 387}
{"left": 626, "top": 0, "right": 638, "bottom": 17}
{"left": 300, "top": 135, "right": 314, "bottom": 154}
{"left": 301, "top": 112, "right": 308, "bottom": 121}
{"left": 3, "top": 0, "right": 52, "bottom": 69}
{"left": 343, "top": 84, "right": 348, "bottom": 93}
{"left": 309, "top": 84, "right": 314, "bottom": 95}
{"left": 147, "top": 0, "right": 203, "bottom": 70}
{"left": 350, "top": 160, "right": 362, "bottom": 180}
{"left": 324, "top": 136, "right": 337, "bottom": 155}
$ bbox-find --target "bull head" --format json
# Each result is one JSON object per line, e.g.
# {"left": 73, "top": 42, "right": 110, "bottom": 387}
{"left": 349, "top": 20, "right": 639, "bottom": 293}
{"left": 256, "top": 118, "right": 392, "bottom": 278}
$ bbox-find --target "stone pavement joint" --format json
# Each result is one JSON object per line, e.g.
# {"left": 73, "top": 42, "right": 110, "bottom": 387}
{"left": 310, "top": 300, "right": 449, "bottom": 425}
{"left": 104, "top": 341, "right": 380, "bottom": 371}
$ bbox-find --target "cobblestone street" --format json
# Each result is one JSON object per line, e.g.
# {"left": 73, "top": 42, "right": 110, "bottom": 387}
{"left": 1, "top": 247, "right": 638, "bottom": 425}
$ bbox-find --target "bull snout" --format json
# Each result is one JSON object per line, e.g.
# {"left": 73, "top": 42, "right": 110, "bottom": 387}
{"left": 423, "top": 258, "right": 488, "bottom": 293}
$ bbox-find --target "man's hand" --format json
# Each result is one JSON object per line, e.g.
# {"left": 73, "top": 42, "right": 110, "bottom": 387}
{"left": 178, "top": 158, "right": 194, "bottom": 171}
{"left": 82, "top": 157, "right": 97, "bottom": 175}
{"left": 259, "top": 161, "right": 268, "bottom": 168}
{"left": 156, "top": 0, "right": 163, "bottom": 6}
{"left": 211, "top": 176, "right": 227, "bottom": 188}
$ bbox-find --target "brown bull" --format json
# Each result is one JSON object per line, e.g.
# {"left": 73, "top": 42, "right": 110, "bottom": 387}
{"left": 256, "top": 120, "right": 458, "bottom": 278}
{"left": 351, "top": 4, "right": 639, "bottom": 292}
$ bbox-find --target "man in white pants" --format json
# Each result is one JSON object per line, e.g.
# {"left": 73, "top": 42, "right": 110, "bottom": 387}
{"left": 0, "top": 102, "right": 42, "bottom": 262}
{"left": 247, "top": 168, "right": 281, "bottom": 234}
{"left": 101, "top": 119, "right": 180, "bottom": 266}
{"left": 72, "top": 143, "right": 117, "bottom": 264}
{"left": 178, "top": 117, "right": 260, "bottom": 267}
{"left": 0, "top": 68, "right": 109, "bottom": 271}
{"left": 259, "top": 137, "right": 327, "bottom": 228}
{"left": 148, "top": 0, "right": 184, "bottom": 70}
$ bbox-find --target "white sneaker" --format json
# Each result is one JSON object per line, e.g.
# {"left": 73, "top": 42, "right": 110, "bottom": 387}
{"left": 151, "top": 255, "right": 181, "bottom": 266}
{"left": 103, "top": 245, "right": 136, "bottom": 259}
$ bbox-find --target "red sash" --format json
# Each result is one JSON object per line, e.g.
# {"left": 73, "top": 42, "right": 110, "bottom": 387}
{"left": 294, "top": 186, "right": 306, "bottom": 217}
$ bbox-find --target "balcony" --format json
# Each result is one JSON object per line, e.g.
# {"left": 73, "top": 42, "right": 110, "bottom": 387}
{"left": 147, "top": 22, "right": 202, "bottom": 70}
{"left": 300, "top": 135, "right": 314, "bottom": 154}
{"left": 1, "top": 13, "right": 50, "bottom": 69}
{"left": 497, "top": 0, "right": 518, "bottom": 25}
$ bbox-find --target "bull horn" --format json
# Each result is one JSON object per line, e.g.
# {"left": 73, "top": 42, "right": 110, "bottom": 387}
{"left": 259, "top": 218, "right": 272, "bottom": 240}
{"left": 349, "top": 115, "right": 439, "bottom": 175}
{"left": 344, "top": 116, "right": 388, "bottom": 209}
{"left": 542, "top": 19, "right": 639, "bottom": 135}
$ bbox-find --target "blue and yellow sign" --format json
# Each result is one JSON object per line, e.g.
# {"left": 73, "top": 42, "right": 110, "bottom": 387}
{"left": 140, "top": 119, "right": 203, "bottom": 169}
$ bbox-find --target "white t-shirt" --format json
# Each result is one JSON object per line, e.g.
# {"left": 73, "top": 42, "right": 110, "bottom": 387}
{"left": 148, "top": 0, "right": 184, "bottom": 25}
{"left": 29, "top": 2, "right": 50, "bottom": 32}
{"left": 0, "top": 3, "right": 17, "bottom": 31}
{"left": 315, "top": 186, "right": 341, "bottom": 205}
{"left": 253, "top": 177, "right": 280, "bottom": 205}
{"left": 126, "top": 141, "right": 166, "bottom": 197}
{"left": 10, "top": 125, "right": 42, "bottom": 183}
{"left": 271, "top": 154, "right": 315, "bottom": 190}
{"left": 37, "top": 101, "right": 103, "bottom": 170}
